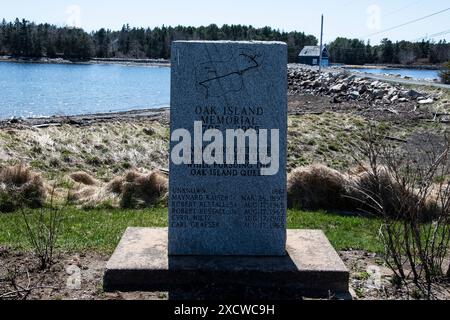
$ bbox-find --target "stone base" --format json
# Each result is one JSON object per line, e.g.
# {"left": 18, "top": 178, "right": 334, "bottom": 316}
{"left": 103, "top": 228, "right": 350, "bottom": 299}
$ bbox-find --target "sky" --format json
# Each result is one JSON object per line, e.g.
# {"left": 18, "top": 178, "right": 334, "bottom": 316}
{"left": 1, "top": 0, "right": 449, "bottom": 44}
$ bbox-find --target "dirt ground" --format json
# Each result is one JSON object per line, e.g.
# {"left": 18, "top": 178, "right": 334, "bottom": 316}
{"left": 1, "top": 246, "right": 449, "bottom": 300}
{"left": 288, "top": 93, "right": 436, "bottom": 123}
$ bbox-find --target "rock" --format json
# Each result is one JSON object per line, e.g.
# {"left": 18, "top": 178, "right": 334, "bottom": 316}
{"left": 311, "top": 80, "right": 321, "bottom": 88}
{"left": 358, "top": 85, "right": 367, "bottom": 94}
{"left": 387, "top": 88, "right": 396, "bottom": 97}
{"left": 406, "top": 89, "right": 421, "bottom": 99}
{"left": 349, "top": 91, "right": 360, "bottom": 99}
{"left": 382, "top": 96, "right": 392, "bottom": 105}
{"left": 330, "top": 83, "right": 347, "bottom": 92}
{"left": 286, "top": 66, "right": 428, "bottom": 107}
{"left": 390, "top": 95, "right": 399, "bottom": 103}
{"left": 372, "top": 89, "right": 384, "bottom": 99}
{"left": 418, "top": 98, "right": 434, "bottom": 105}
{"left": 143, "top": 127, "right": 156, "bottom": 136}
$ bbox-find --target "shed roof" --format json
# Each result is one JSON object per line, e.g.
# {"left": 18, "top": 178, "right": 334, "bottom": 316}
{"left": 299, "top": 46, "right": 322, "bottom": 57}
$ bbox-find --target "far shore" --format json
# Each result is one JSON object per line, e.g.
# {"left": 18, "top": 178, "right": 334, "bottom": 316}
{"left": 0, "top": 55, "right": 171, "bottom": 67}
{"left": 1, "top": 55, "right": 445, "bottom": 70}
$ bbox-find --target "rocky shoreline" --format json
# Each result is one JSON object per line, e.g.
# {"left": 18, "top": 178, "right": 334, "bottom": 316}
{"left": 288, "top": 65, "right": 443, "bottom": 106}
{"left": 0, "top": 107, "right": 170, "bottom": 129}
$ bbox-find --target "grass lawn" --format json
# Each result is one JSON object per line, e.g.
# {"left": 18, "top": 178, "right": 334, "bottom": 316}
{"left": 0, "top": 207, "right": 384, "bottom": 253}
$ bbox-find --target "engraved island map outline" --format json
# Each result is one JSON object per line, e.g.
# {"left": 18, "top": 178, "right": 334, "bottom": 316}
{"left": 194, "top": 48, "right": 264, "bottom": 99}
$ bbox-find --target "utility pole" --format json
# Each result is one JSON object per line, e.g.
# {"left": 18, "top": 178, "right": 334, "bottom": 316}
{"left": 319, "top": 14, "right": 324, "bottom": 73}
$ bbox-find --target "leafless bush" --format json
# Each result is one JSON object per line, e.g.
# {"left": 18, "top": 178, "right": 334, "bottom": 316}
{"left": 350, "top": 124, "right": 450, "bottom": 298}
{"left": 20, "top": 189, "right": 64, "bottom": 270}
{"left": 0, "top": 265, "right": 56, "bottom": 300}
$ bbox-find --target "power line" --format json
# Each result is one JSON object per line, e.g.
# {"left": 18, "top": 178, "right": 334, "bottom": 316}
{"left": 361, "top": 7, "right": 450, "bottom": 39}
{"left": 411, "top": 29, "right": 450, "bottom": 42}
{"left": 384, "top": 0, "right": 423, "bottom": 17}
{"left": 329, "top": 29, "right": 450, "bottom": 50}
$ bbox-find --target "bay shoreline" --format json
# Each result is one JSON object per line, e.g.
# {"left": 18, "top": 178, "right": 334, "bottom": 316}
{"left": 1, "top": 55, "right": 443, "bottom": 70}
{"left": 0, "top": 55, "right": 171, "bottom": 67}
{"left": 0, "top": 107, "right": 170, "bottom": 129}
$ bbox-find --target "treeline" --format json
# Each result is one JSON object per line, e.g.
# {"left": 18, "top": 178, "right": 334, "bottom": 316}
{"left": 0, "top": 18, "right": 317, "bottom": 62}
{"left": 0, "top": 19, "right": 92, "bottom": 59}
{"left": 2, "top": 18, "right": 448, "bottom": 65}
{"left": 328, "top": 37, "right": 450, "bottom": 65}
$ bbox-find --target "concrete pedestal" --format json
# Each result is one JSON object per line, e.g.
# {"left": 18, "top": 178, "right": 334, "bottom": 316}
{"left": 103, "top": 228, "right": 350, "bottom": 299}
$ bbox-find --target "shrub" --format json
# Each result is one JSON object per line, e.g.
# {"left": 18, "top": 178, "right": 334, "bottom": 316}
{"left": 287, "top": 164, "right": 353, "bottom": 210}
{"left": 0, "top": 164, "right": 46, "bottom": 212}
{"left": 351, "top": 124, "right": 450, "bottom": 298}
{"left": 350, "top": 165, "right": 426, "bottom": 219}
{"left": 21, "top": 191, "right": 64, "bottom": 270}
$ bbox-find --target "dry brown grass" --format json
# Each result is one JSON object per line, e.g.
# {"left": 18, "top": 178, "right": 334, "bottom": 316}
{"left": 118, "top": 170, "right": 168, "bottom": 208}
{"left": 0, "top": 164, "right": 46, "bottom": 212}
{"left": 0, "top": 166, "right": 169, "bottom": 210}
{"left": 349, "top": 166, "right": 403, "bottom": 214}
{"left": 106, "top": 176, "right": 124, "bottom": 194}
{"left": 68, "top": 186, "right": 97, "bottom": 202}
{"left": 69, "top": 169, "right": 168, "bottom": 209}
{"left": 69, "top": 172, "right": 98, "bottom": 186}
{"left": 287, "top": 164, "right": 354, "bottom": 210}
{"left": 0, "top": 160, "right": 441, "bottom": 217}
{"left": 287, "top": 163, "right": 440, "bottom": 218}
{"left": 350, "top": 165, "right": 444, "bottom": 220}
{"left": 124, "top": 170, "right": 142, "bottom": 182}
{"left": 0, "top": 121, "right": 169, "bottom": 182}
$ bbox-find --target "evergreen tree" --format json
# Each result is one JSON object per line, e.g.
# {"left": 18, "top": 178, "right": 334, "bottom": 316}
{"left": 380, "top": 38, "right": 394, "bottom": 63}
{"left": 0, "top": 18, "right": 448, "bottom": 64}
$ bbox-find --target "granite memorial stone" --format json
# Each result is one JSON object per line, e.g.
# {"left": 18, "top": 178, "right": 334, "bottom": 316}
{"left": 169, "top": 41, "right": 288, "bottom": 256}
{"left": 104, "top": 41, "right": 350, "bottom": 296}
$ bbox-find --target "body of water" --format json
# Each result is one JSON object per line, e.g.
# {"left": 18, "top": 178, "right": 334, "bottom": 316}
{"left": 347, "top": 67, "right": 440, "bottom": 80}
{"left": 0, "top": 62, "right": 171, "bottom": 120}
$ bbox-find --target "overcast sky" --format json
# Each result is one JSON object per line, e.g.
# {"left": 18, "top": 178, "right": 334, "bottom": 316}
{"left": 1, "top": 0, "right": 449, "bottom": 44}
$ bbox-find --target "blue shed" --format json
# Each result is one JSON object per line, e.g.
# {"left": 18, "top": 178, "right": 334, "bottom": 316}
{"left": 298, "top": 46, "right": 329, "bottom": 66}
